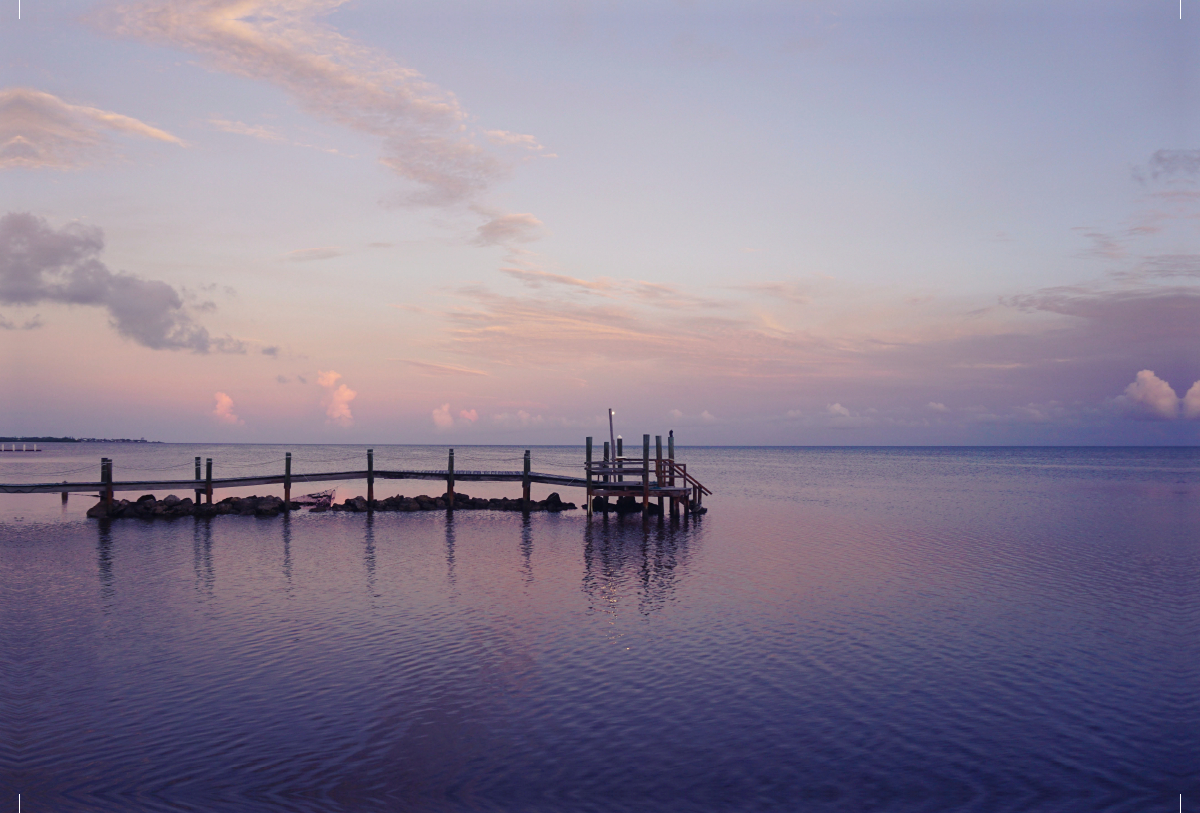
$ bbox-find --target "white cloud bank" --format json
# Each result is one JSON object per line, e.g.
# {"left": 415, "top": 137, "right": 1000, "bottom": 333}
{"left": 1115, "top": 370, "right": 1200, "bottom": 420}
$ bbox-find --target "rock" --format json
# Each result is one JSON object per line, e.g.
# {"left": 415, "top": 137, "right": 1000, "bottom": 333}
{"left": 351, "top": 496, "right": 368, "bottom": 512}
{"left": 137, "top": 494, "right": 156, "bottom": 503}
{"left": 163, "top": 494, "right": 180, "bottom": 506}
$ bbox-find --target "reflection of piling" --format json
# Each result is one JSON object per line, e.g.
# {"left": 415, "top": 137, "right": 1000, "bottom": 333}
{"left": 447, "top": 448, "right": 455, "bottom": 511}
{"left": 284, "top": 452, "right": 292, "bottom": 508}
{"left": 205, "top": 458, "right": 213, "bottom": 504}
{"left": 195, "top": 457, "right": 203, "bottom": 504}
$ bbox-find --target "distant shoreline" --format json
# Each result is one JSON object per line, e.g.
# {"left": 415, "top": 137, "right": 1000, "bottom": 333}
{"left": 0, "top": 437, "right": 160, "bottom": 444}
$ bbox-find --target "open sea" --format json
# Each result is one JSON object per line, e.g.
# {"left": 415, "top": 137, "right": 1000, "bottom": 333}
{"left": 1, "top": 444, "right": 1197, "bottom": 812}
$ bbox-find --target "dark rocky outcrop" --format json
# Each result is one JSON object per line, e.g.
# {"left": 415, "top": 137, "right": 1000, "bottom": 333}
{"left": 87, "top": 494, "right": 296, "bottom": 519}
{"left": 87, "top": 490, "right": 578, "bottom": 519}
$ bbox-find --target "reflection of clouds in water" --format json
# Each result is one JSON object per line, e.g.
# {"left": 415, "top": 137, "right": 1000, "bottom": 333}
{"left": 582, "top": 519, "right": 698, "bottom": 623}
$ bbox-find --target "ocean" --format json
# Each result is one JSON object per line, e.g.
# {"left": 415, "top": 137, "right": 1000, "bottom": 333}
{"left": 1, "top": 444, "right": 1197, "bottom": 811}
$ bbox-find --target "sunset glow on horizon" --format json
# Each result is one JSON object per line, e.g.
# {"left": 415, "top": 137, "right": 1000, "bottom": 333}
{"left": 2, "top": 1, "right": 1197, "bottom": 444}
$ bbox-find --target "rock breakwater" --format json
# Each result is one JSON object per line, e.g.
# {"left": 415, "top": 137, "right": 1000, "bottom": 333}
{"left": 86, "top": 491, "right": 577, "bottom": 519}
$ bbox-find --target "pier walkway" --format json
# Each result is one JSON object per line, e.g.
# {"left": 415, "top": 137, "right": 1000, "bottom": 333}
{"left": 1, "top": 431, "right": 711, "bottom": 519}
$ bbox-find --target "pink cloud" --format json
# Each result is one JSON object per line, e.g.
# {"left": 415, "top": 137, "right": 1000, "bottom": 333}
{"left": 318, "top": 370, "right": 356, "bottom": 426}
{"left": 459, "top": 408, "right": 478, "bottom": 423}
{"left": 1116, "top": 370, "right": 1179, "bottom": 420}
{"left": 432, "top": 403, "right": 454, "bottom": 429}
{"left": 212, "top": 392, "right": 243, "bottom": 425}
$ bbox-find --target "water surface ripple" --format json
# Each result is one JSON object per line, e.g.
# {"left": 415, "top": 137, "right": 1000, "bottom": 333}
{"left": 1, "top": 445, "right": 1196, "bottom": 811}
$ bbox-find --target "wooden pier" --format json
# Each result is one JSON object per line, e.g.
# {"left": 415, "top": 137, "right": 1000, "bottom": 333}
{"left": 0, "top": 434, "right": 710, "bottom": 520}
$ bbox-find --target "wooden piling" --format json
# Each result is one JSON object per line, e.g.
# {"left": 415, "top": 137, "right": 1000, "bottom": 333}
{"left": 616, "top": 436, "right": 623, "bottom": 483}
{"left": 522, "top": 449, "right": 531, "bottom": 512}
{"left": 194, "top": 457, "right": 202, "bottom": 504}
{"left": 284, "top": 452, "right": 292, "bottom": 508}
{"left": 602, "top": 441, "right": 610, "bottom": 514}
{"left": 447, "top": 448, "right": 455, "bottom": 511}
{"left": 642, "top": 434, "right": 650, "bottom": 520}
{"left": 668, "top": 430, "right": 678, "bottom": 519}
{"left": 585, "top": 436, "right": 593, "bottom": 518}
{"left": 61, "top": 487, "right": 68, "bottom": 505}
{"left": 102, "top": 458, "right": 113, "bottom": 505}
{"left": 367, "top": 449, "right": 375, "bottom": 508}
{"left": 205, "top": 458, "right": 213, "bottom": 504}
{"left": 655, "top": 435, "right": 663, "bottom": 516}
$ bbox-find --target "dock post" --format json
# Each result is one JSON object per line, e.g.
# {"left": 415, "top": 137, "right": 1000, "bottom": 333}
{"left": 447, "top": 448, "right": 455, "bottom": 511}
{"left": 522, "top": 449, "right": 531, "bottom": 513}
{"left": 367, "top": 448, "right": 375, "bottom": 509}
{"left": 205, "top": 458, "right": 213, "bottom": 504}
{"left": 655, "top": 435, "right": 663, "bottom": 516}
{"left": 602, "top": 441, "right": 610, "bottom": 514}
{"left": 194, "top": 457, "right": 203, "bottom": 504}
{"left": 616, "top": 436, "right": 623, "bottom": 483}
{"left": 101, "top": 458, "right": 112, "bottom": 505}
{"left": 642, "top": 434, "right": 650, "bottom": 520}
{"left": 61, "top": 486, "right": 68, "bottom": 505}
{"left": 668, "top": 430, "right": 678, "bottom": 519}
{"left": 284, "top": 452, "right": 292, "bottom": 509}
{"left": 585, "top": 437, "right": 593, "bottom": 518}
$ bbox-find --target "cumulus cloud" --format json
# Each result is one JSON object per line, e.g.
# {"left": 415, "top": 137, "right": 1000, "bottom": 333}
{"left": 317, "top": 369, "right": 356, "bottom": 426}
{"left": 1185, "top": 381, "right": 1200, "bottom": 419}
{"left": 483, "top": 130, "right": 544, "bottom": 150}
{"left": 0, "top": 212, "right": 241, "bottom": 352}
{"left": 212, "top": 392, "right": 243, "bottom": 425}
{"left": 827, "top": 403, "right": 851, "bottom": 418}
{"left": 928, "top": 402, "right": 949, "bottom": 412}
{"left": 1116, "top": 370, "right": 1180, "bottom": 420}
{"left": 92, "top": 0, "right": 508, "bottom": 204}
{"left": 0, "top": 87, "right": 183, "bottom": 170}
{"left": 472, "top": 212, "right": 544, "bottom": 246}
{"left": 432, "top": 402, "right": 454, "bottom": 429}
{"left": 459, "top": 409, "right": 478, "bottom": 423}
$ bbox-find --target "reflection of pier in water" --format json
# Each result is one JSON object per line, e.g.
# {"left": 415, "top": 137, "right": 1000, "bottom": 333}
{"left": 582, "top": 516, "right": 698, "bottom": 618}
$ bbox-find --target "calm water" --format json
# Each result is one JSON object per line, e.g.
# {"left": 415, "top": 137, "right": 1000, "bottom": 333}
{"left": 1, "top": 445, "right": 1197, "bottom": 812}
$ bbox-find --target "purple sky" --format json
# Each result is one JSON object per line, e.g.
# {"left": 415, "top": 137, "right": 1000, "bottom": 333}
{"left": 1, "top": 0, "right": 1197, "bottom": 444}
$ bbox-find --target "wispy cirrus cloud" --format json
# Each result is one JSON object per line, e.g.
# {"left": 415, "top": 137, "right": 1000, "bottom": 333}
{"left": 0, "top": 87, "right": 183, "bottom": 170}
{"left": 0, "top": 212, "right": 243, "bottom": 352}
{"left": 92, "top": 0, "right": 508, "bottom": 204}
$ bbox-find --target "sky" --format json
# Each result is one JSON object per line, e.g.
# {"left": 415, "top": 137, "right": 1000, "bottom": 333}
{"left": 1, "top": 0, "right": 1198, "bottom": 444}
